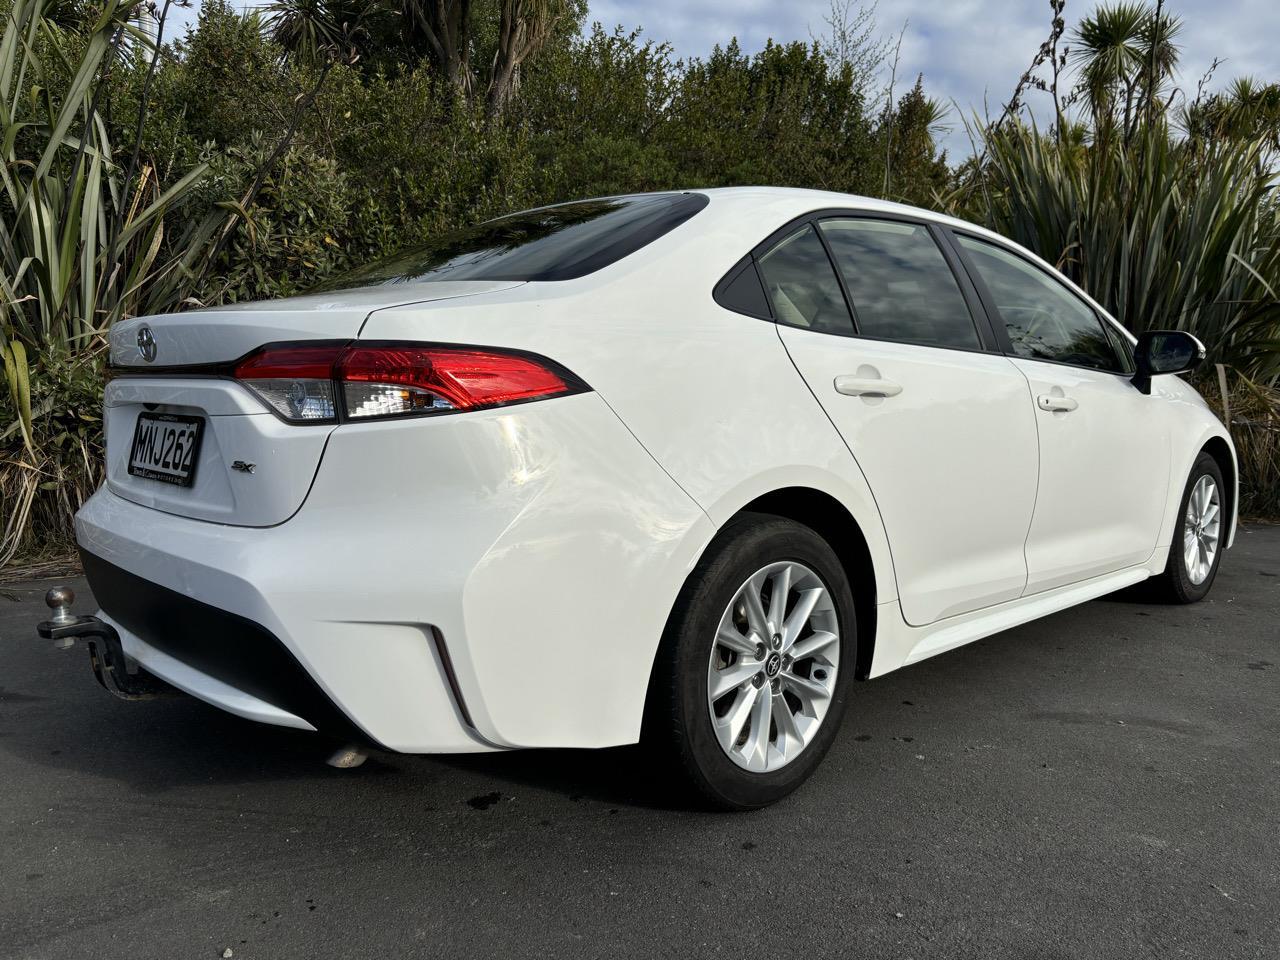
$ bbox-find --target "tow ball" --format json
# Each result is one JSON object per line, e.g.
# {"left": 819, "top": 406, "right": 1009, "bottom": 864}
{"left": 36, "top": 586, "right": 175, "bottom": 700}
{"left": 36, "top": 586, "right": 369, "bottom": 768}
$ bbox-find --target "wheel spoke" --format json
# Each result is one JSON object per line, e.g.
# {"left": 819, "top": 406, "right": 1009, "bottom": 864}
{"left": 709, "top": 660, "right": 761, "bottom": 700}
{"left": 740, "top": 574, "right": 770, "bottom": 636}
{"left": 789, "top": 630, "right": 838, "bottom": 661}
{"left": 718, "top": 684, "right": 760, "bottom": 751}
{"left": 783, "top": 672, "right": 831, "bottom": 709}
{"left": 741, "top": 683, "right": 774, "bottom": 769}
{"left": 782, "top": 588, "right": 822, "bottom": 647}
{"left": 768, "top": 564, "right": 792, "bottom": 626}
{"left": 772, "top": 694, "right": 804, "bottom": 755}
{"left": 716, "top": 623, "right": 758, "bottom": 658}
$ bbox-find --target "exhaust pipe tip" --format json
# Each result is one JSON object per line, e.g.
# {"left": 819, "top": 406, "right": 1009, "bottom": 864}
{"left": 325, "top": 744, "right": 368, "bottom": 769}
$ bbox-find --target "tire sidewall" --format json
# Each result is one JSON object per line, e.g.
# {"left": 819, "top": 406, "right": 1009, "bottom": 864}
{"left": 669, "top": 517, "right": 857, "bottom": 809}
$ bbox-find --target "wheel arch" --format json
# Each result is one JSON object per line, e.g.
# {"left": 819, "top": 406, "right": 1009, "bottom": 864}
{"left": 738, "top": 488, "right": 880, "bottom": 680}
{"left": 1200, "top": 435, "right": 1238, "bottom": 537}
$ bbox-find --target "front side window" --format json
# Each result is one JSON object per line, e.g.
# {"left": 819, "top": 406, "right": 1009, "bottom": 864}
{"left": 755, "top": 225, "right": 853, "bottom": 335}
{"left": 956, "top": 235, "right": 1122, "bottom": 372}
{"left": 1102, "top": 319, "right": 1136, "bottom": 374}
{"left": 320, "top": 192, "right": 708, "bottom": 288}
{"left": 819, "top": 219, "right": 981, "bottom": 350}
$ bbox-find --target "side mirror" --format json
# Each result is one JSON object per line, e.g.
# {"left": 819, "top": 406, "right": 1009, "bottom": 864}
{"left": 1132, "top": 330, "right": 1206, "bottom": 395}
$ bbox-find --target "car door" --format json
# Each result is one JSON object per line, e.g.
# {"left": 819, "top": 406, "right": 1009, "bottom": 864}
{"left": 760, "top": 215, "right": 1040, "bottom": 626}
{"left": 951, "top": 233, "right": 1171, "bottom": 594}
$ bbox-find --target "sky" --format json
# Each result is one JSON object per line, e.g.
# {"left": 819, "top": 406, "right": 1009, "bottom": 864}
{"left": 170, "top": 1, "right": 1280, "bottom": 157}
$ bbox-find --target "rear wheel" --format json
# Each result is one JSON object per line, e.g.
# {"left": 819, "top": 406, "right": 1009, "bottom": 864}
{"left": 647, "top": 514, "right": 856, "bottom": 810}
{"left": 1148, "top": 452, "right": 1227, "bottom": 603}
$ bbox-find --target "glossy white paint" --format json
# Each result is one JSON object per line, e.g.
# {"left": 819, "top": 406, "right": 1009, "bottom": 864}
{"left": 1013, "top": 359, "right": 1171, "bottom": 593}
{"left": 78, "top": 391, "right": 714, "bottom": 750}
{"left": 103, "top": 378, "right": 333, "bottom": 526}
{"left": 779, "top": 330, "right": 1039, "bottom": 625}
{"left": 108, "top": 280, "right": 526, "bottom": 367}
{"left": 74, "top": 187, "right": 1238, "bottom": 754}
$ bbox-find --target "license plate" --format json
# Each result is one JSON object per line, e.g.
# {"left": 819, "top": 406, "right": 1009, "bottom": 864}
{"left": 128, "top": 413, "right": 205, "bottom": 487}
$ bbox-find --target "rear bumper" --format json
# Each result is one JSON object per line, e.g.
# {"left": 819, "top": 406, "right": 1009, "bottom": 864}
{"left": 74, "top": 392, "right": 714, "bottom": 752}
{"left": 76, "top": 488, "right": 495, "bottom": 753}
{"left": 81, "top": 550, "right": 375, "bottom": 741}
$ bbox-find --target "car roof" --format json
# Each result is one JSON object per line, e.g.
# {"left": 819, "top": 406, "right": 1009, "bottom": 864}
{"left": 694, "top": 185, "right": 993, "bottom": 239}
{"left": 683, "top": 186, "right": 1133, "bottom": 344}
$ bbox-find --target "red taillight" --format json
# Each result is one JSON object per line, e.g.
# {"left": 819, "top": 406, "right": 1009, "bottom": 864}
{"left": 337, "top": 345, "right": 570, "bottom": 416}
{"left": 232, "top": 342, "right": 578, "bottom": 423}
{"left": 234, "top": 343, "right": 344, "bottom": 422}
{"left": 233, "top": 344, "right": 342, "bottom": 380}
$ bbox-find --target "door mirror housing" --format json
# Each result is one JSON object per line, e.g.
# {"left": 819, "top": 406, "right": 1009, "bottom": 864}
{"left": 1132, "top": 330, "right": 1206, "bottom": 394}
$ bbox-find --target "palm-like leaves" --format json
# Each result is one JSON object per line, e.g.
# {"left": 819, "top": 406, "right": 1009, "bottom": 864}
{"left": 1071, "top": 1, "right": 1181, "bottom": 137}
{"left": 1184, "top": 77, "right": 1280, "bottom": 154}
{"left": 971, "top": 122, "right": 1280, "bottom": 383}
{"left": 1, "top": 0, "right": 223, "bottom": 564}
{"left": 1, "top": 0, "right": 221, "bottom": 348}
{"left": 267, "top": 0, "right": 378, "bottom": 65}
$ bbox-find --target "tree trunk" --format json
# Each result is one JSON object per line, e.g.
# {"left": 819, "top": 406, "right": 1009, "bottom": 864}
{"left": 411, "top": 0, "right": 473, "bottom": 101}
{"left": 485, "top": 0, "right": 561, "bottom": 119}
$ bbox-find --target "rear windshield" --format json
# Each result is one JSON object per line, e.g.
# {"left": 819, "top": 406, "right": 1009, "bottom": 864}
{"left": 321, "top": 192, "right": 708, "bottom": 289}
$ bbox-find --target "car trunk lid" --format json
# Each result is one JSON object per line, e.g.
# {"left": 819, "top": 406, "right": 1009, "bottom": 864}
{"left": 108, "top": 282, "right": 524, "bottom": 368}
{"left": 104, "top": 281, "right": 524, "bottom": 526}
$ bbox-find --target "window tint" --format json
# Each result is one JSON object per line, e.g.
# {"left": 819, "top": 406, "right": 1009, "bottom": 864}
{"left": 716, "top": 260, "right": 771, "bottom": 319}
{"left": 956, "top": 235, "right": 1122, "bottom": 372}
{"left": 1102, "top": 319, "right": 1136, "bottom": 374}
{"left": 755, "top": 225, "right": 853, "bottom": 335}
{"left": 819, "top": 219, "right": 979, "bottom": 349}
{"left": 319, "top": 193, "right": 708, "bottom": 288}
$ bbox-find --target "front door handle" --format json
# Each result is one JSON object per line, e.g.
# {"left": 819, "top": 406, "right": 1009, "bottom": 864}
{"left": 834, "top": 376, "right": 903, "bottom": 398}
{"left": 1037, "top": 394, "right": 1079, "bottom": 412}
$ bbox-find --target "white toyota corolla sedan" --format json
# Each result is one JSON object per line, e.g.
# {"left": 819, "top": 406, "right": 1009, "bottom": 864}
{"left": 49, "top": 187, "right": 1234, "bottom": 808}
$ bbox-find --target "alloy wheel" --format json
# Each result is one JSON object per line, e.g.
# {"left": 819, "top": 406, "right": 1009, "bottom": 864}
{"left": 706, "top": 561, "right": 840, "bottom": 772}
{"left": 1183, "top": 475, "right": 1221, "bottom": 585}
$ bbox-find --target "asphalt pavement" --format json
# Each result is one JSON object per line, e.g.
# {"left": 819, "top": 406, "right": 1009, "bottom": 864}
{"left": 1, "top": 526, "right": 1277, "bottom": 959}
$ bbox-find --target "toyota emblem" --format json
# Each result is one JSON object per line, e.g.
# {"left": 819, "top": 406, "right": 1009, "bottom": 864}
{"left": 136, "top": 325, "right": 157, "bottom": 362}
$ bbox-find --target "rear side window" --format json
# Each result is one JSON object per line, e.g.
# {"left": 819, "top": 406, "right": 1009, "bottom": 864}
{"left": 755, "top": 225, "right": 853, "bottom": 335}
{"left": 320, "top": 193, "right": 708, "bottom": 288}
{"left": 956, "top": 235, "right": 1123, "bottom": 373}
{"left": 819, "top": 219, "right": 980, "bottom": 349}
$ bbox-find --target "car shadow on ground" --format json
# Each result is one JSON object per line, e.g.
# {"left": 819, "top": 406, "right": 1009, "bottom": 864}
{"left": 3, "top": 538, "right": 1265, "bottom": 813}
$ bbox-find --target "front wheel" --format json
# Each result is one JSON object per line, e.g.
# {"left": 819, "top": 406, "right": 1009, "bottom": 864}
{"left": 646, "top": 514, "right": 856, "bottom": 810}
{"left": 1149, "top": 452, "right": 1227, "bottom": 604}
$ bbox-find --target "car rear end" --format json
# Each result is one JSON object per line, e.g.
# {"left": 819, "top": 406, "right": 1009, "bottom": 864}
{"left": 71, "top": 193, "right": 718, "bottom": 754}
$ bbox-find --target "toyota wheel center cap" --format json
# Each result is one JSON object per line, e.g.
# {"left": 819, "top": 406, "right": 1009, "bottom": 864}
{"left": 765, "top": 652, "right": 782, "bottom": 678}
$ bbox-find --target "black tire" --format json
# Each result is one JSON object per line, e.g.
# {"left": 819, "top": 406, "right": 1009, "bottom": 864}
{"left": 645, "top": 512, "right": 857, "bottom": 810}
{"left": 1147, "top": 452, "right": 1227, "bottom": 604}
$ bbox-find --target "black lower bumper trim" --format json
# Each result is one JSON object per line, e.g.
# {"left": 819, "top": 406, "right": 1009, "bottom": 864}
{"left": 80, "top": 549, "right": 378, "bottom": 746}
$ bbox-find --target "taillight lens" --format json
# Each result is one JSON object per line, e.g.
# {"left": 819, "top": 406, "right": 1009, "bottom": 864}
{"left": 233, "top": 342, "right": 576, "bottom": 423}
{"left": 337, "top": 345, "right": 570, "bottom": 418}
{"left": 234, "top": 344, "right": 341, "bottom": 422}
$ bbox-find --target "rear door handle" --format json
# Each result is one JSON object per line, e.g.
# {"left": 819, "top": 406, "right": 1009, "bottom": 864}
{"left": 834, "top": 376, "right": 903, "bottom": 398}
{"left": 1037, "top": 394, "right": 1078, "bottom": 412}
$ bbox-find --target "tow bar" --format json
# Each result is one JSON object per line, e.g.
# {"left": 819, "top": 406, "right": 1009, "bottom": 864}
{"left": 36, "top": 586, "right": 176, "bottom": 700}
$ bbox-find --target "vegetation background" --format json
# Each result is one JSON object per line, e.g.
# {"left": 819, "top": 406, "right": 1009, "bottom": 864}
{"left": 1, "top": 0, "right": 1277, "bottom": 570}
